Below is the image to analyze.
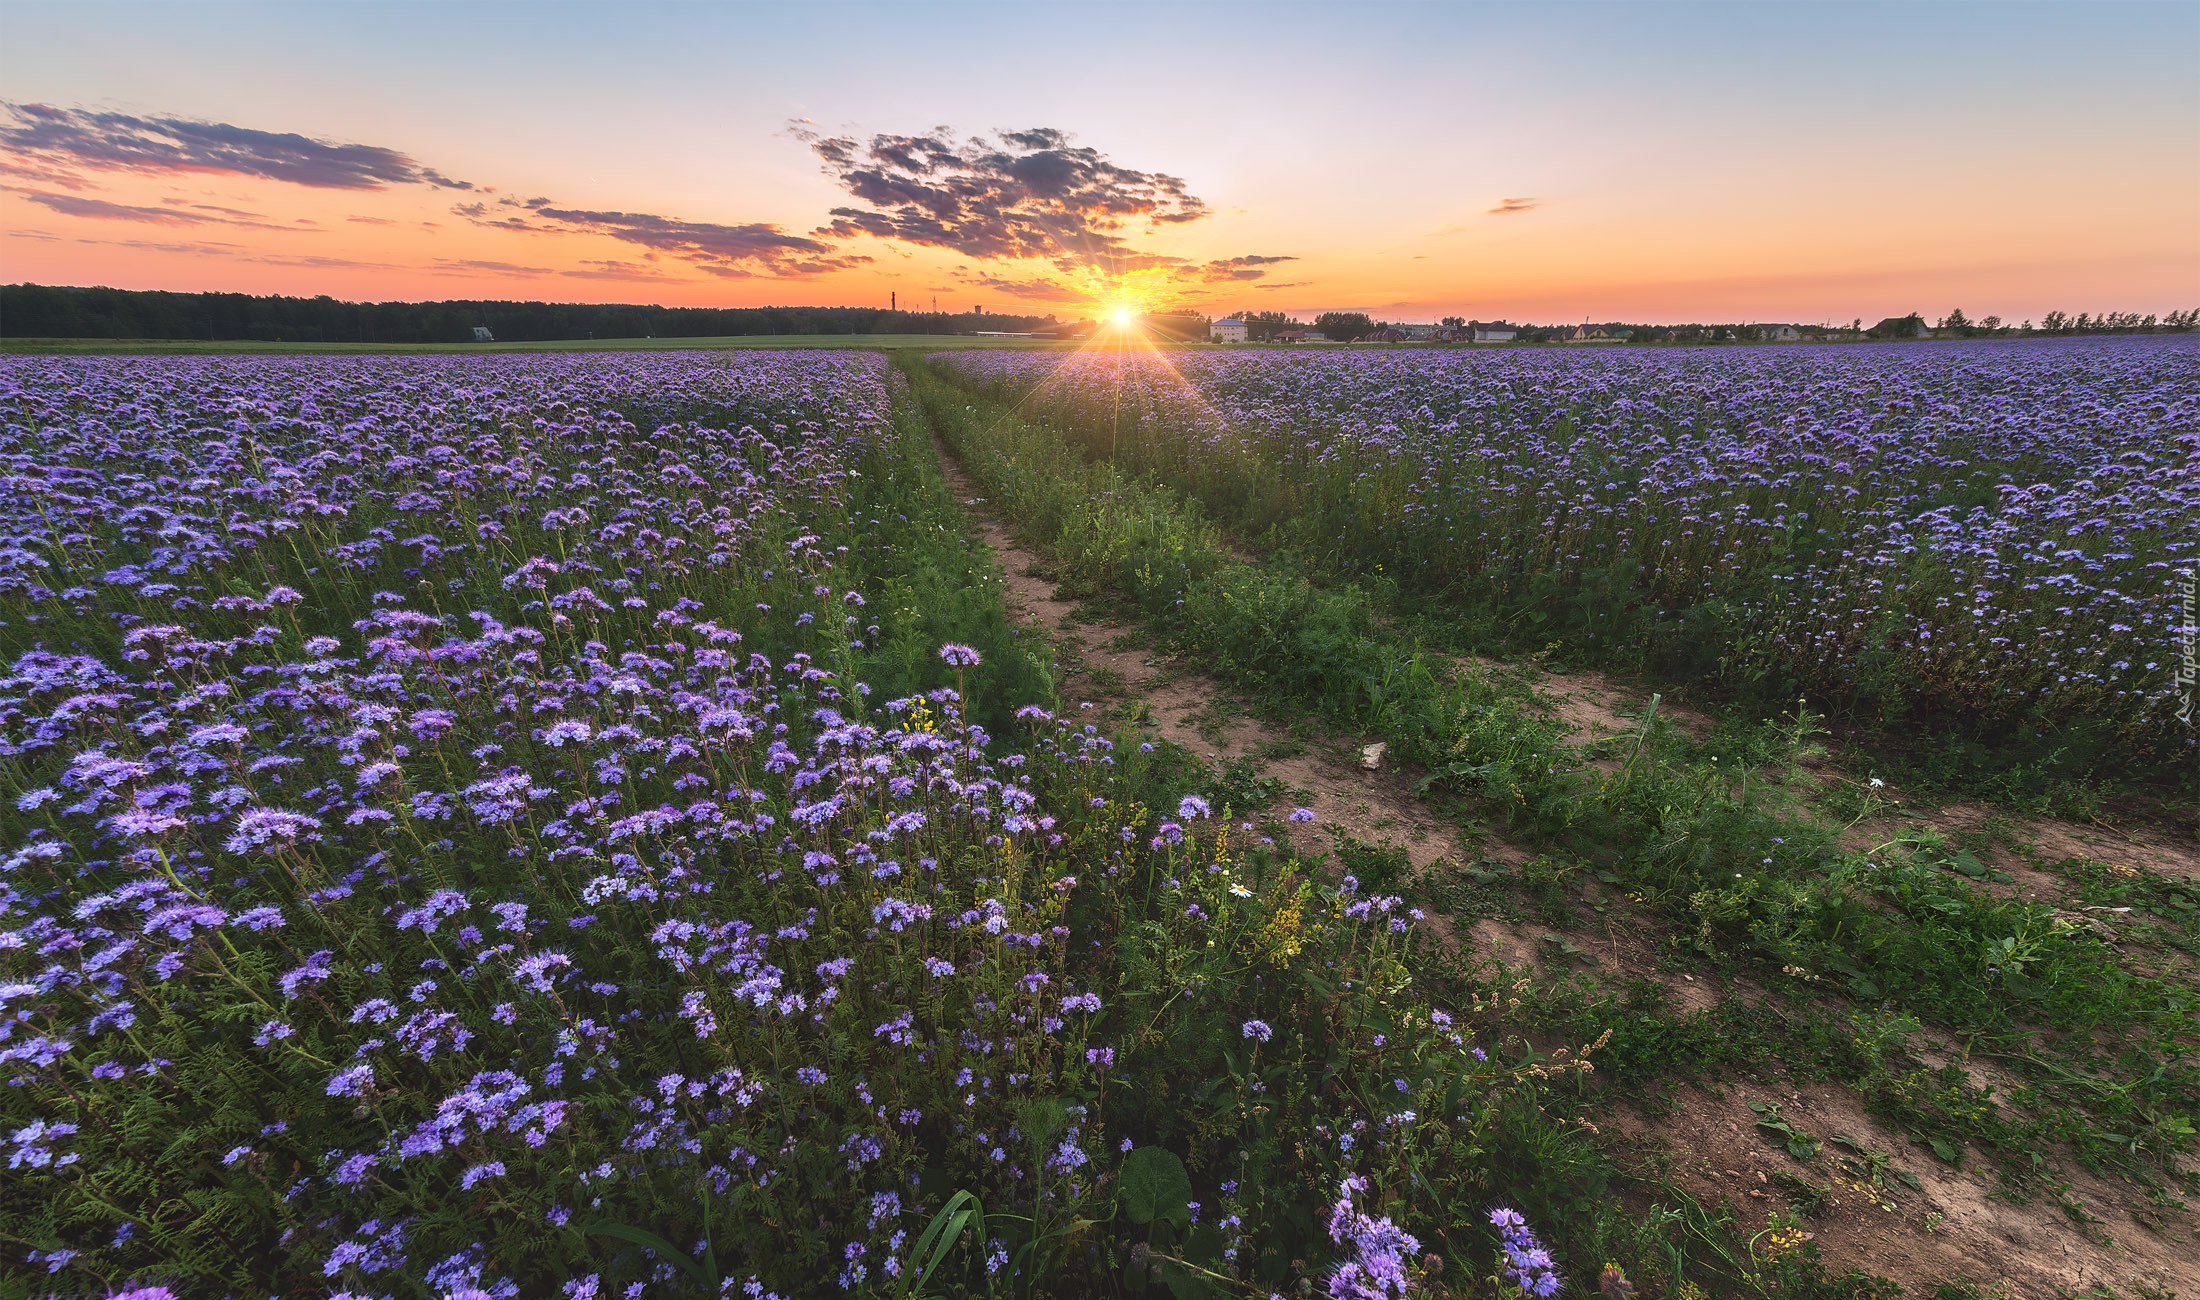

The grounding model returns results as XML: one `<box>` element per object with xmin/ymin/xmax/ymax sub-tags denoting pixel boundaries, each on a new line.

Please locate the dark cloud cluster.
<box><xmin>800</xmin><ymin>125</ymin><xmax>1229</xmax><ymax>274</ymax></box>
<box><xmin>0</xmin><ymin>103</ymin><xmax>472</xmax><ymax>190</ymax></box>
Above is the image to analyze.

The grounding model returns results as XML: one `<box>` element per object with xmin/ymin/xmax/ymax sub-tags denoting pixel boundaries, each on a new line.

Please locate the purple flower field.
<box><xmin>937</xmin><ymin>338</ymin><xmax>2200</xmax><ymax>758</ymax></box>
<box><xmin>0</xmin><ymin>353</ymin><xmax>1555</xmax><ymax>1297</ymax></box>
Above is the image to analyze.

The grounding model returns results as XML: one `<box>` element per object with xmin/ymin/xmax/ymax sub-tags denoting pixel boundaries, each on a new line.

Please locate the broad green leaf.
<box><xmin>1120</xmin><ymin>1146</ymin><xmax>1192</xmax><ymax>1227</ymax></box>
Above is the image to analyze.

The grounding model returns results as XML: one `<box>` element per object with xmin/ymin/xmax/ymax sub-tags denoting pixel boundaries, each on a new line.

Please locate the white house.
<box><xmin>1472</xmin><ymin>323</ymin><xmax>1518</xmax><ymax>342</ymax></box>
<box><xmin>1760</xmin><ymin>324</ymin><xmax>1800</xmax><ymax>341</ymax></box>
<box><xmin>1210</xmin><ymin>318</ymin><xmax>1249</xmax><ymax>343</ymax></box>
<box><xmin>471</xmin><ymin>326</ymin><xmax>495</xmax><ymax>343</ymax></box>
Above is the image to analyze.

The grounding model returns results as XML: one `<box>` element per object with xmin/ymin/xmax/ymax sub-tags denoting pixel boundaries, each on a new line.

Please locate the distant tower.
<box><xmin>891</xmin><ymin>291</ymin><xmax>896</xmax><ymax>312</ymax></box>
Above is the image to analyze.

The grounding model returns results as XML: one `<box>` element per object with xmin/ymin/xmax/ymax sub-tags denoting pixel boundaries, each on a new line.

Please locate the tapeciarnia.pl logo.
<box><xmin>2178</xmin><ymin>570</ymin><xmax>2196</xmax><ymax>727</ymax></box>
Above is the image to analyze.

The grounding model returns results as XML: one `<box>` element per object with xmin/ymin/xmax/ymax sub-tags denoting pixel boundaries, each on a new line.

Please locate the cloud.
<box><xmin>248</xmin><ymin>252</ymin><xmax>393</xmax><ymax>270</ymax></box>
<box><xmin>12</xmin><ymin>190</ymin><xmax>307</xmax><ymax>230</ymax></box>
<box><xmin>435</xmin><ymin>258</ymin><xmax>550</xmax><ymax>276</ymax></box>
<box><xmin>1488</xmin><ymin>197</ymin><xmax>1540</xmax><ymax>215</ymax></box>
<box><xmin>1195</xmin><ymin>254</ymin><xmax>1297</xmax><ymax>282</ymax></box>
<box><xmin>799</xmin><ymin>124</ymin><xmax>1215</xmax><ymax>274</ymax></box>
<box><xmin>563</xmin><ymin>259</ymin><xmax>676</xmax><ymax>282</ymax></box>
<box><xmin>70</xmin><ymin>235</ymin><xmax>245</xmax><ymax>255</ymax></box>
<box><xmin>963</xmin><ymin>273</ymin><xmax>1079</xmax><ymax>302</ymax></box>
<box><xmin>428</xmin><ymin>257</ymin><xmax>670</xmax><ymax>283</ymax></box>
<box><xmin>456</xmin><ymin>196</ymin><xmax>868</xmax><ymax>277</ymax></box>
<box><xmin>161</xmin><ymin>198</ymin><xmax>269</xmax><ymax>221</ymax></box>
<box><xmin>0</xmin><ymin>102</ymin><xmax>473</xmax><ymax>190</ymax></box>
<box><xmin>346</xmin><ymin>215</ymin><xmax>396</xmax><ymax>226</ymax></box>
<box><xmin>0</xmin><ymin>157</ymin><xmax>96</xmax><ymax>190</ymax></box>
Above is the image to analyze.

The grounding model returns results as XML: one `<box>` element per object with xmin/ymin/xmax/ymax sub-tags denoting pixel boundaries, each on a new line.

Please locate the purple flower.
<box><xmin>222</xmin><ymin>807</ymin><xmax>323</xmax><ymax>853</ymax></box>
<box><xmin>279</xmin><ymin>950</ymin><xmax>335</xmax><ymax>999</ymax></box>
<box><xmin>1326</xmin><ymin>1177</ymin><xmax>1419</xmax><ymax>1298</ymax></box>
<box><xmin>459</xmin><ymin>1160</ymin><xmax>506</xmax><ymax>1190</ymax></box>
<box><xmin>7</xmin><ymin>1119</ymin><xmax>81</xmax><ymax>1170</ymax></box>
<box><xmin>327</xmin><ymin>1063</ymin><xmax>375</xmax><ymax>1098</ymax></box>
<box><xmin>1242</xmin><ymin>1019</ymin><xmax>1273</xmax><ymax>1042</ymax></box>
<box><xmin>1491</xmin><ymin>1207</ymin><xmax>1562</xmax><ymax>1297</ymax></box>
<box><xmin>937</xmin><ymin>643</ymin><xmax>983</xmax><ymax>667</ymax></box>
<box><xmin>514</xmin><ymin>951</ymin><xmax>572</xmax><ymax>993</ymax></box>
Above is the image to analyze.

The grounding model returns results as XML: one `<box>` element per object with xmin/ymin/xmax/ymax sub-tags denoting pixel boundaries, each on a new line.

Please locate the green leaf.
<box><xmin>1121</xmin><ymin>1146</ymin><xmax>1192</xmax><ymax>1228</ymax></box>
<box><xmin>1928</xmin><ymin>1136</ymin><xmax>1961</xmax><ymax>1162</ymax></box>
<box><xmin>899</xmin><ymin>1191</ymin><xmax>981</xmax><ymax>1299</ymax></box>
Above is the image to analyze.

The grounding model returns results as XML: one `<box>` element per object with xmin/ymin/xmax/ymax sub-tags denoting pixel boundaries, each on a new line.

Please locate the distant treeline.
<box><xmin>0</xmin><ymin>283</ymin><xmax>1059</xmax><ymax>343</ymax></box>
<box><xmin>1240</xmin><ymin>307</ymin><xmax>2200</xmax><ymax>344</ymax></box>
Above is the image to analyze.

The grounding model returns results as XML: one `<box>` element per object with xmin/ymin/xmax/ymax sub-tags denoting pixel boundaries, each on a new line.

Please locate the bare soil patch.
<box><xmin>1617</xmin><ymin>1081</ymin><xmax>2197</xmax><ymax>1298</ymax></box>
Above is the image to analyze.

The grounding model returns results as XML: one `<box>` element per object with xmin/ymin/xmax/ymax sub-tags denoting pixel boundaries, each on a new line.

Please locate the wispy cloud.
<box><xmin>961</xmin><ymin>273</ymin><xmax>1079</xmax><ymax>302</ymax></box>
<box><xmin>0</xmin><ymin>103</ymin><xmax>473</xmax><ymax>191</ymax></box>
<box><xmin>0</xmin><ymin>157</ymin><xmax>96</xmax><ymax>190</ymax></box>
<box><xmin>434</xmin><ymin>258</ymin><xmax>550</xmax><ymax>276</ymax></box>
<box><xmin>1196</xmin><ymin>254</ymin><xmax>1297</xmax><ymax>282</ymax></box>
<box><xmin>1488</xmin><ymin>196</ymin><xmax>1541</xmax><ymax>215</ymax></box>
<box><xmin>456</xmin><ymin>196</ymin><xmax>868</xmax><ymax>278</ymax></box>
<box><xmin>563</xmin><ymin>259</ymin><xmax>676</xmax><ymax>282</ymax></box>
<box><xmin>69</xmin><ymin>234</ymin><xmax>245</xmax><ymax>256</ymax></box>
<box><xmin>14</xmin><ymin>190</ymin><xmax>308</xmax><ymax>230</ymax></box>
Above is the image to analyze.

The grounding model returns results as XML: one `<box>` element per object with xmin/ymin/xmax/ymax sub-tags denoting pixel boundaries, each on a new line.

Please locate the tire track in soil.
<box><xmin>928</xmin><ymin>436</ymin><xmax>1480</xmax><ymax>891</ymax></box>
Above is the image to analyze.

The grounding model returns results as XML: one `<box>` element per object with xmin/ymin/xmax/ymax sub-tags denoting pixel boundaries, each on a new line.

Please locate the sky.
<box><xmin>0</xmin><ymin>0</ymin><xmax>2195</xmax><ymax>325</ymax></box>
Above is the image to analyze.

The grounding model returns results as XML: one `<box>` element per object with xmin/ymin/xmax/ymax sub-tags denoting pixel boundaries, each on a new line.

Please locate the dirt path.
<box><xmin>933</xmin><ymin>438</ymin><xmax>1471</xmax><ymax>875</ymax></box>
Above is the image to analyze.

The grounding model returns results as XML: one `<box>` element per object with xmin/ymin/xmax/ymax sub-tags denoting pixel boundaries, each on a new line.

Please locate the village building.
<box><xmin>1210</xmin><ymin>318</ymin><xmax>1249</xmax><ymax>342</ymax></box>
<box><xmin>1471</xmin><ymin>322</ymin><xmax>1518</xmax><ymax>342</ymax></box>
